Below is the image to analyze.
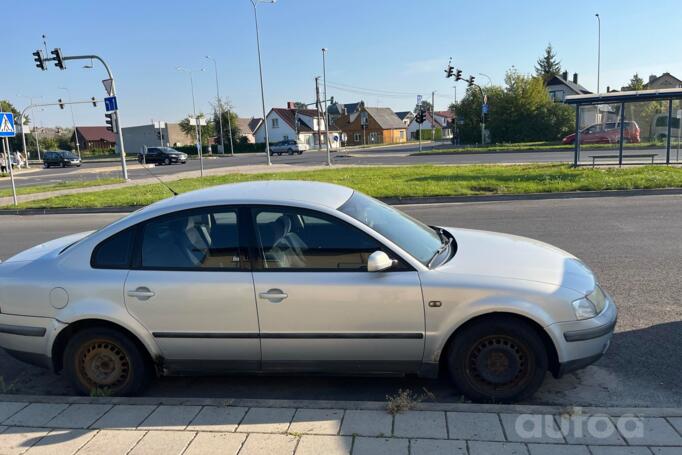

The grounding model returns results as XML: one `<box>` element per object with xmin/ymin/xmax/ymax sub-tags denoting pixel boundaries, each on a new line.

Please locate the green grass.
<box><xmin>0</xmin><ymin>177</ymin><xmax>123</xmax><ymax>198</ymax></box>
<box><xmin>414</xmin><ymin>141</ymin><xmax>668</xmax><ymax>155</ymax></box>
<box><xmin>7</xmin><ymin>164</ymin><xmax>682</xmax><ymax>209</ymax></box>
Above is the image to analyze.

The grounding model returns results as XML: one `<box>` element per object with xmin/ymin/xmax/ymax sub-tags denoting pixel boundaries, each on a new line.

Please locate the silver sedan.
<box><xmin>0</xmin><ymin>181</ymin><xmax>616</xmax><ymax>402</ymax></box>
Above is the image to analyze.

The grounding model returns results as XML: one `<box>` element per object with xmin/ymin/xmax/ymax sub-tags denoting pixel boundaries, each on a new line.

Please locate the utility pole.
<box><xmin>321</xmin><ymin>48</ymin><xmax>331</xmax><ymax>166</ymax></box>
<box><xmin>595</xmin><ymin>13</ymin><xmax>601</xmax><ymax>94</ymax></box>
<box><xmin>177</xmin><ymin>67</ymin><xmax>205</xmax><ymax>176</ymax></box>
<box><xmin>431</xmin><ymin>91</ymin><xmax>436</xmax><ymax>148</ymax></box>
<box><xmin>59</xmin><ymin>87</ymin><xmax>81</xmax><ymax>160</ymax></box>
<box><xmin>206</xmin><ymin>55</ymin><xmax>234</xmax><ymax>156</ymax></box>
<box><xmin>315</xmin><ymin>77</ymin><xmax>323</xmax><ymax>153</ymax></box>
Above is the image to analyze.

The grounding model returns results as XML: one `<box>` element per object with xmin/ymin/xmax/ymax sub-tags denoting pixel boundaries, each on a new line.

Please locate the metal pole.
<box><xmin>62</xmin><ymin>54</ymin><xmax>129</xmax><ymax>180</ymax></box>
<box><xmin>574</xmin><ymin>106</ymin><xmax>581</xmax><ymax>167</ymax></box>
<box><xmin>3</xmin><ymin>138</ymin><xmax>17</xmax><ymax>206</ymax></box>
<box><xmin>34</xmin><ymin>124</ymin><xmax>41</xmax><ymax>161</ymax></box>
<box><xmin>595</xmin><ymin>13</ymin><xmax>601</xmax><ymax>93</ymax></box>
<box><xmin>618</xmin><ymin>102</ymin><xmax>625</xmax><ymax>167</ymax></box>
<box><xmin>315</xmin><ymin>77</ymin><xmax>323</xmax><ymax>153</ymax></box>
<box><xmin>187</xmin><ymin>72</ymin><xmax>204</xmax><ymax>177</ymax></box>
<box><xmin>666</xmin><ymin>99</ymin><xmax>673</xmax><ymax>165</ymax></box>
<box><xmin>207</xmin><ymin>56</ymin><xmax>227</xmax><ymax>155</ymax></box>
<box><xmin>431</xmin><ymin>91</ymin><xmax>436</xmax><ymax>148</ymax></box>
<box><xmin>418</xmin><ymin>120</ymin><xmax>422</xmax><ymax>152</ymax></box>
<box><xmin>252</xmin><ymin>0</ymin><xmax>272</xmax><ymax>165</ymax></box>
<box><xmin>60</xmin><ymin>87</ymin><xmax>81</xmax><ymax>160</ymax></box>
<box><xmin>322</xmin><ymin>48</ymin><xmax>331</xmax><ymax>166</ymax></box>
<box><xmin>20</xmin><ymin>115</ymin><xmax>28</xmax><ymax>166</ymax></box>
<box><xmin>677</xmin><ymin>110</ymin><xmax>681</xmax><ymax>162</ymax></box>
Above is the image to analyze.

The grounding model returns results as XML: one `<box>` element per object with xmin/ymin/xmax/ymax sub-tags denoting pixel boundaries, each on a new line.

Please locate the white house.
<box><xmin>406</xmin><ymin>110</ymin><xmax>453</xmax><ymax>140</ymax></box>
<box><xmin>254</xmin><ymin>104</ymin><xmax>341</xmax><ymax>150</ymax></box>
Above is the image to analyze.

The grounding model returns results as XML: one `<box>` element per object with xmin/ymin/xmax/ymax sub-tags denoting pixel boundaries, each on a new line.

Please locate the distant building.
<box><xmin>407</xmin><ymin>110</ymin><xmax>454</xmax><ymax>140</ymax></box>
<box><xmin>395</xmin><ymin>111</ymin><xmax>415</xmax><ymax>127</ymax></box>
<box><xmin>545</xmin><ymin>71</ymin><xmax>591</xmax><ymax>102</ymax></box>
<box><xmin>327</xmin><ymin>101</ymin><xmax>362</xmax><ymax>128</ymax></box>
<box><xmin>644</xmin><ymin>72</ymin><xmax>682</xmax><ymax>90</ymax></box>
<box><xmin>74</xmin><ymin>126</ymin><xmax>117</xmax><ymax>150</ymax></box>
<box><xmin>334</xmin><ymin>103</ymin><xmax>407</xmax><ymax>146</ymax></box>
<box><xmin>121</xmin><ymin>123</ymin><xmax>193</xmax><ymax>154</ymax></box>
<box><xmin>254</xmin><ymin>103</ymin><xmax>341</xmax><ymax>149</ymax></box>
<box><xmin>236</xmin><ymin>117</ymin><xmax>263</xmax><ymax>144</ymax></box>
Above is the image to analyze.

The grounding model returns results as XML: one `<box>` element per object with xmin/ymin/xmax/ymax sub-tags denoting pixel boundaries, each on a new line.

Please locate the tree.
<box><xmin>623</xmin><ymin>73</ymin><xmax>645</xmax><ymax>91</ymax></box>
<box><xmin>210</xmin><ymin>98</ymin><xmax>241</xmax><ymax>152</ymax></box>
<box><xmin>454</xmin><ymin>68</ymin><xmax>573</xmax><ymax>144</ymax></box>
<box><xmin>0</xmin><ymin>100</ymin><xmax>27</xmax><ymax>151</ymax></box>
<box><xmin>293</xmin><ymin>101</ymin><xmax>308</xmax><ymax>110</ymax></box>
<box><xmin>414</xmin><ymin>100</ymin><xmax>433</xmax><ymax>113</ymax></box>
<box><xmin>535</xmin><ymin>43</ymin><xmax>562</xmax><ymax>81</ymax></box>
<box><xmin>179</xmin><ymin>113</ymin><xmax>215</xmax><ymax>146</ymax></box>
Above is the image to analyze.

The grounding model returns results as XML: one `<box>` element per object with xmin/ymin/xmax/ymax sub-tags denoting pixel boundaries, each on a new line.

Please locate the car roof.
<box><xmin>147</xmin><ymin>180</ymin><xmax>355</xmax><ymax>212</ymax></box>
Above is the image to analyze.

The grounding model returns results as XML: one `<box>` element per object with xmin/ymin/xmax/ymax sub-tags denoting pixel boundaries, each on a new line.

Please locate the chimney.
<box><xmin>606</xmin><ymin>86</ymin><xmax>611</xmax><ymax>93</ymax></box>
<box><xmin>572</xmin><ymin>73</ymin><xmax>578</xmax><ymax>84</ymax></box>
<box><xmin>649</xmin><ymin>74</ymin><xmax>657</xmax><ymax>84</ymax></box>
<box><xmin>287</xmin><ymin>101</ymin><xmax>296</xmax><ymax>109</ymax></box>
<box><xmin>561</xmin><ymin>70</ymin><xmax>569</xmax><ymax>80</ymax></box>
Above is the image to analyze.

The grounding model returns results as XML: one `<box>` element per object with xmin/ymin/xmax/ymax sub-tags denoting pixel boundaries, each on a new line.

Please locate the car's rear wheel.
<box><xmin>64</xmin><ymin>327</ymin><xmax>152</xmax><ymax>396</ymax></box>
<box><xmin>446</xmin><ymin>317</ymin><xmax>547</xmax><ymax>403</ymax></box>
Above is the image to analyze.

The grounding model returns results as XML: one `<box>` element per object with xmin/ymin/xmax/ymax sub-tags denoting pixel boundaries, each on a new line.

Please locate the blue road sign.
<box><xmin>482</xmin><ymin>103</ymin><xmax>489</xmax><ymax>114</ymax></box>
<box><xmin>104</xmin><ymin>96</ymin><xmax>118</xmax><ymax>112</ymax></box>
<box><xmin>0</xmin><ymin>112</ymin><xmax>16</xmax><ymax>137</ymax></box>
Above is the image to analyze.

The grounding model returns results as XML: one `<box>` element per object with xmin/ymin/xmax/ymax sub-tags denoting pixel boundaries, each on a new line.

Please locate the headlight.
<box><xmin>572</xmin><ymin>298</ymin><xmax>597</xmax><ymax>320</ymax></box>
<box><xmin>587</xmin><ymin>285</ymin><xmax>608</xmax><ymax>313</ymax></box>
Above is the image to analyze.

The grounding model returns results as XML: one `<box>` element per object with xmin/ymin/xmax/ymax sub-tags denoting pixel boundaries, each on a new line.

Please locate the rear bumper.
<box><xmin>0</xmin><ymin>314</ymin><xmax>65</xmax><ymax>370</ymax></box>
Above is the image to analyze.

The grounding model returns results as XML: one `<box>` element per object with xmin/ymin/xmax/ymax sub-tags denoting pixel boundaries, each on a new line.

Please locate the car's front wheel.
<box><xmin>63</xmin><ymin>327</ymin><xmax>152</xmax><ymax>396</ymax></box>
<box><xmin>446</xmin><ymin>317</ymin><xmax>547</xmax><ymax>403</ymax></box>
<box><xmin>164</xmin><ymin>158</ymin><xmax>171</xmax><ymax>165</ymax></box>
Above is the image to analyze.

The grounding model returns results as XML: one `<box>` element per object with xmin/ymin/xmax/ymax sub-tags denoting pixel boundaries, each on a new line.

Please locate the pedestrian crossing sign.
<box><xmin>0</xmin><ymin>112</ymin><xmax>16</xmax><ymax>137</ymax></box>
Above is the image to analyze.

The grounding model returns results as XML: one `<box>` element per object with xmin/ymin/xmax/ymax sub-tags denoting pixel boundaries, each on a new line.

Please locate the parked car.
<box><xmin>137</xmin><ymin>147</ymin><xmax>187</xmax><ymax>165</ymax></box>
<box><xmin>269</xmin><ymin>139</ymin><xmax>309</xmax><ymax>156</ymax></box>
<box><xmin>43</xmin><ymin>151</ymin><xmax>81</xmax><ymax>168</ymax></box>
<box><xmin>562</xmin><ymin>121</ymin><xmax>640</xmax><ymax>144</ymax></box>
<box><xmin>650</xmin><ymin>113</ymin><xmax>681</xmax><ymax>141</ymax></box>
<box><xmin>0</xmin><ymin>181</ymin><xmax>616</xmax><ymax>402</ymax></box>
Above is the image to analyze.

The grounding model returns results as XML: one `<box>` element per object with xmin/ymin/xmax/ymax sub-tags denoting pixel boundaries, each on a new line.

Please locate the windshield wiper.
<box><xmin>428</xmin><ymin>228</ymin><xmax>452</xmax><ymax>268</ymax></box>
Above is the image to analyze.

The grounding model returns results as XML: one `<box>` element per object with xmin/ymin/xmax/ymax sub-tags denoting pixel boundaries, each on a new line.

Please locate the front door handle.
<box><xmin>127</xmin><ymin>286</ymin><xmax>156</xmax><ymax>301</ymax></box>
<box><xmin>258</xmin><ymin>288</ymin><xmax>288</xmax><ymax>303</ymax></box>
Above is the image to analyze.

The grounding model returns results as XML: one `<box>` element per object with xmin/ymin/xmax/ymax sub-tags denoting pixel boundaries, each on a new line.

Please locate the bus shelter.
<box><xmin>565</xmin><ymin>88</ymin><xmax>682</xmax><ymax>167</ymax></box>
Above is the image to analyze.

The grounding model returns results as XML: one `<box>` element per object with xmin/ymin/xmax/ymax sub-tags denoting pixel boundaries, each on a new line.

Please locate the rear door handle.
<box><xmin>258</xmin><ymin>289</ymin><xmax>288</xmax><ymax>303</ymax></box>
<box><xmin>127</xmin><ymin>287</ymin><xmax>156</xmax><ymax>301</ymax></box>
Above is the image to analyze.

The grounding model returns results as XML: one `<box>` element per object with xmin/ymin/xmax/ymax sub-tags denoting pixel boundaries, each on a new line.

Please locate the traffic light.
<box><xmin>58</xmin><ymin>98</ymin><xmax>65</xmax><ymax>110</ymax></box>
<box><xmin>51</xmin><ymin>48</ymin><xmax>66</xmax><ymax>70</ymax></box>
<box><xmin>32</xmin><ymin>50</ymin><xmax>46</xmax><ymax>71</ymax></box>
<box><xmin>467</xmin><ymin>75</ymin><xmax>476</xmax><ymax>87</ymax></box>
<box><xmin>91</xmin><ymin>97</ymin><xmax>97</xmax><ymax>107</ymax></box>
<box><xmin>455</xmin><ymin>69</ymin><xmax>463</xmax><ymax>81</ymax></box>
<box><xmin>105</xmin><ymin>112</ymin><xmax>117</xmax><ymax>132</ymax></box>
<box><xmin>415</xmin><ymin>110</ymin><xmax>426</xmax><ymax>124</ymax></box>
<box><xmin>445</xmin><ymin>65</ymin><xmax>454</xmax><ymax>78</ymax></box>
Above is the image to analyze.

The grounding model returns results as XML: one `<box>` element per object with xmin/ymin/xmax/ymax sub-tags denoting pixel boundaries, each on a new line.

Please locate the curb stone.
<box><xmin>1</xmin><ymin>394</ymin><xmax>681</xmax><ymax>418</ymax></box>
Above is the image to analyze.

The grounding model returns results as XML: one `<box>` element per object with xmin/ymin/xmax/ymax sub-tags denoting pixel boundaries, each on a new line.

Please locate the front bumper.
<box><xmin>0</xmin><ymin>313</ymin><xmax>66</xmax><ymax>370</ymax></box>
<box><xmin>547</xmin><ymin>295</ymin><xmax>618</xmax><ymax>377</ymax></box>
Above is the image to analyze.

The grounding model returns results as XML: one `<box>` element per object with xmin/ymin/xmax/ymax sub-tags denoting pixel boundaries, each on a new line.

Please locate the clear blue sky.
<box><xmin>5</xmin><ymin>0</ymin><xmax>682</xmax><ymax>128</ymax></box>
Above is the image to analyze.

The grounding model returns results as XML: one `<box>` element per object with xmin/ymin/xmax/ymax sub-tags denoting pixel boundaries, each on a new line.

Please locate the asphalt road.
<box><xmin>2</xmin><ymin>145</ymin><xmax>677</xmax><ymax>190</ymax></box>
<box><xmin>1</xmin><ymin>195</ymin><xmax>681</xmax><ymax>407</ymax></box>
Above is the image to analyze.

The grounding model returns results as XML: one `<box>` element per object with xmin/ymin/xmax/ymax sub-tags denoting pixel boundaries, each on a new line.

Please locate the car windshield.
<box><xmin>338</xmin><ymin>191</ymin><xmax>443</xmax><ymax>265</ymax></box>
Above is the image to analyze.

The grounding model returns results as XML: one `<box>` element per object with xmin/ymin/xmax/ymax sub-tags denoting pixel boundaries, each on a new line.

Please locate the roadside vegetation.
<box><xmin>6</xmin><ymin>164</ymin><xmax>682</xmax><ymax>209</ymax></box>
<box><xmin>0</xmin><ymin>177</ymin><xmax>122</xmax><ymax>198</ymax></box>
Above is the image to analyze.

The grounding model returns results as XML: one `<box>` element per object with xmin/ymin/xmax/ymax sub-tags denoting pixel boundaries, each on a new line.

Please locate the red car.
<box><xmin>562</xmin><ymin>121</ymin><xmax>640</xmax><ymax>144</ymax></box>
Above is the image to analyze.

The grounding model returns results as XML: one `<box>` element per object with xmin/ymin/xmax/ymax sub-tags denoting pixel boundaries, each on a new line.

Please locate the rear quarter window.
<box><xmin>91</xmin><ymin>227</ymin><xmax>135</xmax><ymax>269</ymax></box>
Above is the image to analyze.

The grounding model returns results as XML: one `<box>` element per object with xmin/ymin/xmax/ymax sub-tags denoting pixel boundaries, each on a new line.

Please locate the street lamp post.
<box><xmin>59</xmin><ymin>87</ymin><xmax>81</xmax><ymax>160</ymax></box>
<box><xmin>321</xmin><ymin>48</ymin><xmax>331</xmax><ymax>166</ymax></box>
<box><xmin>595</xmin><ymin>13</ymin><xmax>601</xmax><ymax>93</ymax></box>
<box><xmin>177</xmin><ymin>66</ymin><xmax>205</xmax><ymax>176</ymax></box>
<box><xmin>478</xmin><ymin>73</ymin><xmax>493</xmax><ymax>87</ymax></box>
<box><xmin>205</xmin><ymin>56</ymin><xmax>234</xmax><ymax>156</ymax></box>
<box><xmin>250</xmin><ymin>0</ymin><xmax>276</xmax><ymax>165</ymax></box>
<box><xmin>17</xmin><ymin>94</ymin><xmax>44</xmax><ymax>165</ymax></box>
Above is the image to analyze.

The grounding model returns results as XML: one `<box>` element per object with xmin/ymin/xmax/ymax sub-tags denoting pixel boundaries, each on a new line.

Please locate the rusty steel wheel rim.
<box><xmin>76</xmin><ymin>339</ymin><xmax>131</xmax><ymax>390</ymax></box>
<box><xmin>466</xmin><ymin>334</ymin><xmax>533</xmax><ymax>393</ymax></box>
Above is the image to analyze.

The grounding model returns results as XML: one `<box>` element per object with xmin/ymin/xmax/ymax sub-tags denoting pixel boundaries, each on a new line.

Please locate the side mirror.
<box><xmin>367</xmin><ymin>251</ymin><xmax>394</xmax><ymax>272</ymax></box>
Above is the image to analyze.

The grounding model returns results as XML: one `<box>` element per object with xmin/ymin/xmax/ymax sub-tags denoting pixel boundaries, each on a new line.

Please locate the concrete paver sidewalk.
<box><xmin>1</xmin><ymin>397</ymin><xmax>681</xmax><ymax>454</ymax></box>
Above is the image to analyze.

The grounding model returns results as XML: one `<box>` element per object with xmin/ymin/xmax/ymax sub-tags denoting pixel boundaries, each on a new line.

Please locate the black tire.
<box><xmin>287</xmin><ymin>148</ymin><xmax>294</xmax><ymax>155</ymax></box>
<box><xmin>63</xmin><ymin>327</ymin><xmax>152</xmax><ymax>397</ymax></box>
<box><xmin>297</xmin><ymin>151</ymin><xmax>303</xmax><ymax>155</ymax></box>
<box><xmin>164</xmin><ymin>158</ymin><xmax>171</xmax><ymax>165</ymax></box>
<box><xmin>277</xmin><ymin>152</ymin><xmax>282</xmax><ymax>156</ymax></box>
<box><xmin>446</xmin><ymin>317</ymin><xmax>547</xmax><ymax>403</ymax></box>
<box><xmin>61</xmin><ymin>162</ymin><xmax>66</xmax><ymax>168</ymax></box>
